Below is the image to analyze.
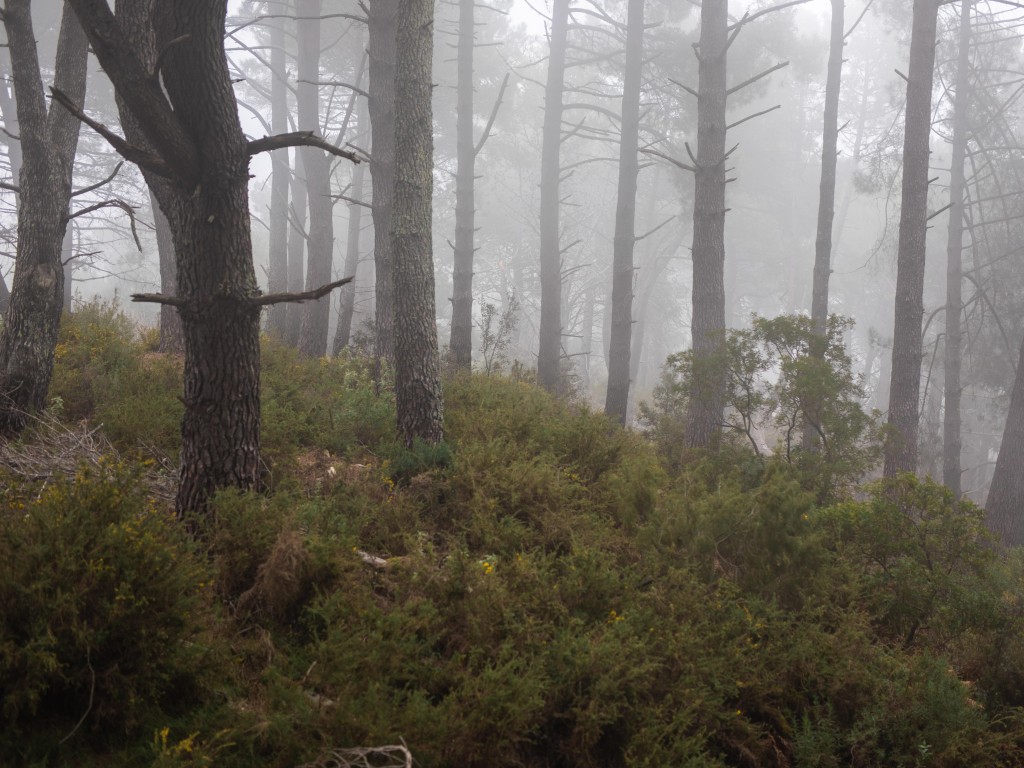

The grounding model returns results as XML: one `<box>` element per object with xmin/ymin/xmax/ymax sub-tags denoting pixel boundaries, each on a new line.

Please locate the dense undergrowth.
<box><xmin>3</xmin><ymin>301</ymin><xmax>1024</xmax><ymax>766</ymax></box>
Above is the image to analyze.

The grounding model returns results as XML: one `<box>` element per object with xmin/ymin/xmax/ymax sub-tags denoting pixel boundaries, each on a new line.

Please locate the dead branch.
<box><xmin>67</xmin><ymin>199</ymin><xmax>142</xmax><ymax>250</ymax></box>
<box><xmin>71</xmin><ymin>161</ymin><xmax>123</xmax><ymax>197</ymax></box>
<box><xmin>640</xmin><ymin>147</ymin><xmax>696</xmax><ymax>173</ymax></box>
<box><xmin>298</xmin><ymin>743</ymin><xmax>413</xmax><ymax>768</ymax></box>
<box><xmin>475</xmin><ymin>72</ymin><xmax>511</xmax><ymax>155</ymax></box>
<box><xmin>247</xmin><ymin>131</ymin><xmax>359</xmax><ymax>163</ymax></box>
<box><xmin>248</xmin><ymin>276</ymin><xmax>354</xmax><ymax>307</ymax></box>
<box><xmin>727</xmin><ymin>104</ymin><xmax>781</xmax><ymax>131</ymax></box>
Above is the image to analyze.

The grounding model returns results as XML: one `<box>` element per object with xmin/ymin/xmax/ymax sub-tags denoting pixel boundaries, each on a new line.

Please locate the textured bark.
<box><xmin>684</xmin><ymin>0</ymin><xmax>729</xmax><ymax>451</ymax></box>
<box><xmin>986</xmin><ymin>335</ymin><xmax>1024</xmax><ymax>546</ymax></box>
<box><xmin>884</xmin><ymin>0</ymin><xmax>940</xmax><ymax>477</ymax></box>
<box><xmin>448</xmin><ymin>0</ymin><xmax>477</xmax><ymax>371</ymax></box>
<box><xmin>152</xmin><ymin>191</ymin><xmax>183</xmax><ymax>353</ymax></box>
<box><xmin>266</xmin><ymin>14</ymin><xmax>290</xmax><ymax>339</ymax></box>
<box><xmin>393</xmin><ymin>0</ymin><xmax>444</xmax><ymax>446</ymax></box>
<box><xmin>296</xmin><ymin>0</ymin><xmax>335</xmax><ymax>358</ymax></box>
<box><xmin>285</xmin><ymin>171</ymin><xmax>307</xmax><ymax>347</ymax></box>
<box><xmin>0</xmin><ymin>1</ymin><xmax>88</xmax><ymax>434</ymax></box>
<box><xmin>942</xmin><ymin>0</ymin><xmax>972</xmax><ymax>496</ymax></box>
<box><xmin>367</xmin><ymin>0</ymin><xmax>398</xmax><ymax>365</ymax></box>
<box><xmin>81</xmin><ymin>0</ymin><xmax>262</xmax><ymax>515</ymax></box>
<box><xmin>333</xmin><ymin>144</ymin><xmax>366</xmax><ymax>354</ymax></box>
<box><xmin>604</xmin><ymin>0</ymin><xmax>644</xmax><ymax>424</ymax></box>
<box><xmin>537</xmin><ymin>0</ymin><xmax>570</xmax><ymax>393</ymax></box>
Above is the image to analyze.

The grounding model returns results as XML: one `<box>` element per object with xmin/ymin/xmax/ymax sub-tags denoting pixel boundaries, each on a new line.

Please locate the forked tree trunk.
<box><xmin>449</xmin><ymin>0</ymin><xmax>477</xmax><ymax>371</ymax></box>
<box><xmin>684</xmin><ymin>0</ymin><xmax>728</xmax><ymax>450</ymax></box>
<box><xmin>605</xmin><ymin>0</ymin><xmax>644</xmax><ymax>424</ymax></box>
<box><xmin>0</xmin><ymin>1</ymin><xmax>88</xmax><ymax>434</ymax></box>
<box><xmin>296</xmin><ymin>0</ymin><xmax>335</xmax><ymax>358</ymax></box>
<box><xmin>393</xmin><ymin>0</ymin><xmax>444</xmax><ymax>445</ymax></box>
<box><xmin>884</xmin><ymin>0</ymin><xmax>940</xmax><ymax>477</ymax></box>
<box><xmin>367</xmin><ymin>0</ymin><xmax>398</xmax><ymax>365</ymax></box>
<box><xmin>537</xmin><ymin>0</ymin><xmax>570</xmax><ymax>393</ymax></box>
<box><xmin>943</xmin><ymin>0</ymin><xmax>972</xmax><ymax>496</ymax></box>
<box><xmin>266</xmin><ymin>13</ymin><xmax>290</xmax><ymax>339</ymax></box>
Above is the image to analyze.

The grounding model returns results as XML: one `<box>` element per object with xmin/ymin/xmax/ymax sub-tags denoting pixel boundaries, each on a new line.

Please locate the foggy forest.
<box><xmin>8</xmin><ymin>0</ymin><xmax>1024</xmax><ymax>765</ymax></box>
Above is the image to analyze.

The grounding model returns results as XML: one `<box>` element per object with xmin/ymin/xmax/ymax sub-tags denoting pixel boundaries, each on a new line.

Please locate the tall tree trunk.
<box><xmin>393</xmin><ymin>0</ymin><xmax>443</xmax><ymax>445</ymax></box>
<box><xmin>152</xmin><ymin>190</ymin><xmax>183</xmax><ymax>353</ymax></box>
<box><xmin>604</xmin><ymin>0</ymin><xmax>644</xmax><ymax>424</ymax></box>
<box><xmin>61</xmin><ymin>226</ymin><xmax>73</xmax><ymax>313</ymax></box>
<box><xmin>449</xmin><ymin>0</ymin><xmax>477</xmax><ymax>371</ymax></box>
<box><xmin>986</xmin><ymin>336</ymin><xmax>1024</xmax><ymax>546</ymax></box>
<box><xmin>285</xmin><ymin>169</ymin><xmax>307</xmax><ymax>347</ymax></box>
<box><xmin>367</xmin><ymin>0</ymin><xmax>398</xmax><ymax>365</ymax></box>
<box><xmin>884</xmin><ymin>0</ymin><xmax>940</xmax><ymax>477</ymax></box>
<box><xmin>296</xmin><ymin>0</ymin><xmax>334</xmax><ymax>358</ymax></box>
<box><xmin>684</xmin><ymin>0</ymin><xmax>728</xmax><ymax>450</ymax></box>
<box><xmin>942</xmin><ymin>0</ymin><xmax>972</xmax><ymax>496</ymax></box>
<box><xmin>0</xmin><ymin>1</ymin><xmax>88</xmax><ymax>434</ymax></box>
<box><xmin>333</xmin><ymin>143</ymin><xmax>366</xmax><ymax>354</ymax></box>
<box><xmin>266</xmin><ymin>13</ymin><xmax>290</xmax><ymax>339</ymax></box>
<box><xmin>87</xmin><ymin>0</ymin><xmax>262</xmax><ymax>515</ymax></box>
<box><xmin>537</xmin><ymin>0</ymin><xmax>570</xmax><ymax>393</ymax></box>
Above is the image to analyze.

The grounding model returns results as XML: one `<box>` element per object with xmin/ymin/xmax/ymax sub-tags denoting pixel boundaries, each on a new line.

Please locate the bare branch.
<box><xmin>131</xmin><ymin>292</ymin><xmax>186</xmax><ymax>307</ymax></box>
<box><xmin>71</xmin><ymin>161</ymin><xmax>123</xmax><ymax>197</ymax></box>
<box><xmin>640</xmin><ymin>147</ymin><xmax>696</xmax><ymax>173</ymax></box>
<box><xmin>727</xmin><ymin>104</ymin><xmax>781</xmax><ymax>131</ymax></box>
<box><xmin>247</xmin><ymin>131</ymin><xmax>360</xmax><ymax>163</ymax></box>
<box><xmin>844</xmin><ymin>0</ymin><xmax>874</xmax><ymax>40</ymax></box>
<box><xmin>726</xmin><ymin>61</ymin><xmax>788</xmax><ymax>97</ymax></box>
<box><xmin>668</xmin><ymin>77</ymin><xmax>698</xmax><ymax>98</ymax></box>
<box><xmin>67</xmin><ymin>199</ymin><xmax>142</xmax><ymax>250</ymax></box>
<box><xmin>475</xmin><ymin>72</ymin><xmax>511</xmax><ymax>155</ymax></box>
<box><xmin>727</xmin><ymin>0</ymin><xmax>813</xmax><ymax>32</ymax></box>
<box><xmin>248</xmin><ymin>276</ymin><xmax>354</xmax><ymax>307</ymax></box>
<box><xmin>0</xmin><ymin>180</ymin><xmax>19</xmax><ymax>194</ymax></box>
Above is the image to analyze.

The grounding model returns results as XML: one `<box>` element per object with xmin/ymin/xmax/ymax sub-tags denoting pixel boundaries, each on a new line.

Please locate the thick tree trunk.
<box><xmin>684</xmin><ymin>0</ymin><xmax>729</xmax><ymax>451</ymax></box>
<box><xmin>986</xmin><ymin>336</ymin><xmax>1024</xmax><ymax>546</ymax></box>
<box><xmin>333</xmin><ymin>149</ymin><xmax>366</xmax><ymax>354</ymax></box>
<box><xmin>449</xmin><ymin>0</ymin><xmax>476</xmax><ymax>371</ymax></box>
<box><xmin>87</xmin><ymin>0</ymin><xmax>262</xmax><ymax>515</ymax></box>
<box><xmin>604</xmin><ymin>0</ymin><xmax>644</xmax><ymax>424</ymax></box>
<box><xmin>942</xmin><ymin>0</ymin><xmax>972</xmax><ymax>496</ymax></box>
<box><xmin>537</xmin><ymin>0</ymin><xmax>570</xmax><ymax>393</ymax></box>
<box><xmin>152</xmin><ymin>191</ymin><xmax>183</xmax><ymax>353</ymax></box>
<box><xmin>884</xmin><ymin>0</ymin><xmax>940</xmax><ymax>477</ymax></box>
<box><xmin>367</xmin><ymin>0</ymin><xmax>398</xmax><ymax>365</ymax></box>
<box><xmin>285</xmin><ymin>171</ymin><xmax>307</xmax><ymax>347</ymax></box>
<box><xmin>393</xmin><ymin>0</ymin><xmax>444</xmax><ymax>445</ymax></box>
<box><xmin>296</xmin><ymin>0</ymin><xmax>335</xmax><ymax>358</ymax></box>
<box><xmin>266</xmin><ymin>14</ymin><xmax>290</xmax><ymax>339</ymax></box>
<box><xmin>0</xmin><ymin>1</ymin><xmax>88</xmax><ymax>434</ymax></box>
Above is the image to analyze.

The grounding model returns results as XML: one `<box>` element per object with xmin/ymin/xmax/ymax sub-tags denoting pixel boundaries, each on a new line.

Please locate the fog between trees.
<box><xmin>2</xmin><ymin>0</ymin><xmax>1024</xmax><ymax>527</ymax></box>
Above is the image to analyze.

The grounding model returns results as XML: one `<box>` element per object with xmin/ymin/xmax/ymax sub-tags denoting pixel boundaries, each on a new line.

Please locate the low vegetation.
<box><xmin>3</xmin><ymin>303</ymin><xmax>1024</xmax><ymax>767</ymax></box>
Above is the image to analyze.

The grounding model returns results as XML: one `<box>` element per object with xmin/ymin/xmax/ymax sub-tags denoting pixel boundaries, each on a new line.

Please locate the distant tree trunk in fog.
<box><xmin>266</xmin><ymin>14</ymin><xmax>290</xmax><ymax>339</ymax></box>
<box><xmin>884</xmin><ymin>0</ymin><xmax>940</xmax><ymax>477</ymax></box>
<box><xmin>0</xmin><ymin>1</ymin><xmax>88</xmax><ymax>434</ymax></box>
<box><xmin>942</xmin><ymin>0</ymin><xmax>972</xmax><ymax>496</ymax></box>
<box><xmin>810</xmin><ymin>0</ymin><xmax>844</xmax><ymax>334</ymax></box>
<box><xmin>62</xmin><ymin>226</ymin><xmax>73</xmax><ymax>313</ymax></box>
<box><xmin>152</xmin><ymin>192</ymin><xmax>183</xmax><ymax>353</ymax></box>
<box><xmin>537</xmin><ymin>0</ymin><xmax>570</xmax><ymax>393</ymax></box>
<box><xmin>333</xmin><ymin>142</ymin><xmax>366</xmax><ymax>354</ymax></box>
<box><xmin>449</xmin><ymin>0</ymin><xmax>477</xmax><ymax>371</ymax></box>
<box><xmin>367</xmin><ymin>0</ymin><xmax>398</xmax><ymax>365</ymax></box>
<box><xmin>803</xmin><ymin>0</ymin><xmax>844</xmax><ymax>449</ymax></box>
<box><xmin>605</xmin><ymin>0</ymin><xmax>644</xmax><ymax>425</ymax></box>
<box><xmin>393</xmin><ymin>0</ymin><xmax>443</xmax><ymax>445</ymax></box>
<box><xmin>684</xmin><ymin>0</ymin><xmax>728</xmax><ymax>451</ymax></box>
<box><xmin>986</xmin><ymin>337</ymin><xmax>1024</xmax><ymax>546</ymax></box>
<box><xmin>296</xmin><ymin>0</ymin><xmax>334</xmax><ymax>358</ymax></box>
<box><xmin>285</xmin><ymin>171</ymin><xmax>307</xmax><ymax>347</ymax></box>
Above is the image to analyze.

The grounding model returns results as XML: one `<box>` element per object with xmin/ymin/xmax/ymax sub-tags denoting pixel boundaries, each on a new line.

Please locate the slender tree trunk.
<box><xmin>449</xmin><ymin>0</ymin><xmax>477</xmax><ymax>370</ymax></box>
<box><xmin>943</xmin><ymin>0</ymin><xmax>972</xmax><ymax>496</ymax></box>
<box><xmin>267</xmin><ymin>13</ymin><xmax>290</xmax><ymax>338</ymax></box>
<box><xmin>393</xmin><ymin>0</ymin><xmax>443</xmax><ymax>445</ymax></box>
<box><xmin>333</xmin><ymin>143</ymin><xmax>366</xmax><ymax>354</ymax></box>
<box><xmin>884</xmin><ymin>0</ymin><xmax>940</xmax><ymax>477</ymax></box>
<box><xmin>0</xmin><ymin>1</ymin><xmax>88</xmax><ymax>434</ymax></box>
<box><xmin>604</xmin><ymin>0</ymin><xmax>644</xmax><ymax>424</ymax></box>
<box><xmin>537</xmin><ymin>0</ymin><xmax>570</xmax><ymax>393</ymax></box>
<box><xmin>684</xmin><ymin>0</ymin><xmax>728</xmax><ymax>450</ymax></box>
<box><xmin>152</xmin><ymin>190</ymin><xmax>183</xmax><ymax>353</ymax></box>
<box><xmin>367</xmin><ymin>0</ymin><xmax>398</xmax><ymax>365</ymax></box>
<box><xmin>285</xmin><ymin>170</ymin><xmax>307</xmax><ymax>347</ymax></box>
<box><xmin>61</xmin><ymin>226</ymin><xmax>73</xmax><ymax>313</ymax></box>
<box><xmin>296</xmin><ymin>0</ymin><xmax>334</xmax><ymax>357</ymax></box>
<box><xmin>986</xmin><ymin>335</ymin><xmax>1024</xmax><ymax>545</ymax></box>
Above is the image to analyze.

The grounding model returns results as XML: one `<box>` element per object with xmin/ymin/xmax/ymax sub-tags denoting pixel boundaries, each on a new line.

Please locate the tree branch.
<box><xmin>248</xmin><ymin>276</ymin><xmax>354</xmax><ymax>307</ymax></box>
<box><xmin>727</xmin><ymin>104</ymin><xmax>781</xmax><ymax>131</ymax></box>
<box><xmin>475</xmin><ymin>72</ymin><xmax>511</xmax><ymax>156</ymax></box>
<box><xmin>71</xmin><ymin>160</ymin><xmax>123</xmax><ymax>197</ymax></box>
<box><xmin>247</xmin><ymin>131</ymin><xmax>359</xmax><ymax>163</ymax></box>
<box><xmin>727</xmin><ymin>0</ymin><xmax>813</xmax><ymax>32</ymax></box>
<box><xmin>67</xmin><ymin>199</ymin><xmax>142</xmax><ymax>250</ymax></box>
<box><xmin>726</xmin><ymin>61</ymin><xmax>789</xmax><ymax>97</ymax></box>
<box><xmin>640</xmin><ymin>147</ymin><xmax>696</xmax><ymax>173</ymax></box>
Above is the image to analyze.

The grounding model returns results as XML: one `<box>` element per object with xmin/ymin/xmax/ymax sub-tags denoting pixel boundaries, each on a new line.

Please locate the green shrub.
<box><xmin>0</xmin><ymin>462</ymin><xmax>216</xmax><ymax>761</ymax></box>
